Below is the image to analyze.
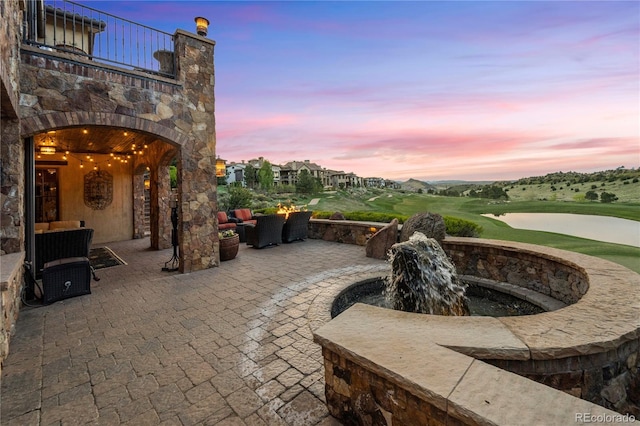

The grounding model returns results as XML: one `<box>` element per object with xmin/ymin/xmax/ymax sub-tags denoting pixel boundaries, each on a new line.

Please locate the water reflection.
<box><xmin>483</xmin><ymin>213</ymin><xmax>640</xmax><ymax>247</ymax></box>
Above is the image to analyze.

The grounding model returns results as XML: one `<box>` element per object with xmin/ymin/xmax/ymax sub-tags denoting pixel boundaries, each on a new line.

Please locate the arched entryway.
<box><xmin>22</xmin><ymin>112</ymin><xmax>195</xmax><ymax>270</ymax></box>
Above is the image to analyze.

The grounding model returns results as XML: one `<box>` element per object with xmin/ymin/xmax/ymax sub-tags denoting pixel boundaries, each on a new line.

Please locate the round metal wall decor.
<box><xmin>84</xmin><ymin>170</ymin><xmax>113</xmax><ymax>210</ymax></box>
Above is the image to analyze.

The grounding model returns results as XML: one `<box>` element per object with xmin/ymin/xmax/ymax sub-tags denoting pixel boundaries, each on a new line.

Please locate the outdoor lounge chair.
<box><xmin>282</xmin><ymin>211</ymin><xmax>313</xmax><ymax>243</ymax></box>
<box><xmin>245</xmin><ymin>214</ymin><xmax>285</xmax><ymax>249</ymax></box>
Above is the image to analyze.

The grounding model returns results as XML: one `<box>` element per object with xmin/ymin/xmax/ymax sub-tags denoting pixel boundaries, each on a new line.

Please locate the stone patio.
<box><xmin>1</xmin><ymin>238</ymin><xmax>381</xmax><ymax>425</ymax></box>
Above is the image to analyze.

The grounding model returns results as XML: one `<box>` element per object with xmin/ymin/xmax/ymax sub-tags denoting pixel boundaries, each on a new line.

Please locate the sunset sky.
<box><xmin>87</xmin><ymin>1</ymin><xmax>639</xmax><ymax>182</ymax></box>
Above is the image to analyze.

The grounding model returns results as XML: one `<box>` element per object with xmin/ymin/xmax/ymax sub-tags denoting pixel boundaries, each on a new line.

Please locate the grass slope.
<box><xmin>300</xmin><ymin>188</ymin><xmax>640</xmax><ymax>273</ymax></box>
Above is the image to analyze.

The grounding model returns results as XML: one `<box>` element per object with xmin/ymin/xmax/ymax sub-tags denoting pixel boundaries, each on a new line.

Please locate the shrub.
<box><xmin>169</xmin><ymin>165</ymin><xmax>177</xmax><ymax>188</ymax></box>
<box><xmin>225</xmin><ymin>186</ymin><xmax>253</xmax><ymax>210</ymax></box>
<box><xmin>310</xmin><ymin>211</ymin><xmax>483</xmax><ymax>237</ymax></box>
<box><xmin>600</xmin><ymin>192</ymin><xmax>618</xmax><ymax>203</ymax></box>
<box><xmin>346</xmin><ymin>211</ymin><xmax>409</xmax><ymax>223</ymax></box>
<box><xmin>585</xmin><ymin>190</ymin><xmax>598</xmax><ymax>201</ymax></box>
<box><xmin>443</xmin><ymin>216</ymin><xmax>483</xmax><ymax>237</ymax></box>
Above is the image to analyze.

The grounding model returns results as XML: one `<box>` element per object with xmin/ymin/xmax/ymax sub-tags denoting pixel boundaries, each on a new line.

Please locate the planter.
<box><xmin>219</xmin><ymin>234</ymin><xmax>240</xmax><ymax>261</ymax></box>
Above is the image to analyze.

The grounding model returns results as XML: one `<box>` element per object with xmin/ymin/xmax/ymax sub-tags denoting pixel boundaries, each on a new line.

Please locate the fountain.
<box><xmin>332</xmin><ymin>232</ymin><xmax>544</xmax><ymax>318</ymax></box>
<box><xmin>387</xmin><ymin>232</ymin><xmax>469</xmax><ymax>315</ymax></box>
<box><xmin>313</xmin><ymin>232</ymin><xmax>640</xmax><ymax>422</ymax></box>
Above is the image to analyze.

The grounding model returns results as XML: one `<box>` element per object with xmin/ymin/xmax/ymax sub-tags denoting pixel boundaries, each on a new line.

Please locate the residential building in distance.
<box><xmin>364</xmin><ymin>177</ymin><xmax>386</xmax><ymax>188</ymax></box>
<box><xmin>224</xmin><ymin>157</ymin><xmax>393</xmax><ymax>189</ymax></box>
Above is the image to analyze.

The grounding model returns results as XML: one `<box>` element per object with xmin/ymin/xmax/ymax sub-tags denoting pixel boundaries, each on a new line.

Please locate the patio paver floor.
<box><xmin>1</xmin><ymin>237</ymin><xmax>382</xmax><ymax>425</ymax></box>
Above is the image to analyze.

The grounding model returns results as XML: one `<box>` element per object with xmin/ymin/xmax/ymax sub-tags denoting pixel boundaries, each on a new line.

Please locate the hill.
<box><xmin>398</xmin><ymin>168</ymin><xmax>640</xmax><ymax>203</ymax></box>
<box><xmin>496</xmin><ymin>168</ymin><xmax>640</xmax><ymax>203</ymax></box>
<box><xmin>400</xmin><ymin>178</ymin><xmax>436</xmax><ymax>192</ymax></box>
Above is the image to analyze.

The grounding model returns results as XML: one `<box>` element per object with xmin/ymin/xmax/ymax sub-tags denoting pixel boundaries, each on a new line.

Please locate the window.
<box><xmin>35</xmin><ymin>168</ymin><xmax>59</xmax><ymax>222</ymax></box>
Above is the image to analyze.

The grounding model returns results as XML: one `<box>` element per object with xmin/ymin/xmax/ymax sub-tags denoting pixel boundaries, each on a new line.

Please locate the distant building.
<box><xmin>226</xmin><ymin>162</ymin><xmax>247</xmax><ymax>186</ymax></box>
<box><xmin>330</xmin><ymin>171</ymin><xmax>363</xmax><ymax>188</ymax></box>
<box><xmin>364</xmin><ymin>177</ymin><xmax>385</xmax><ymax>188</ymax></box>
<box><xmin>280</xmin><ymin>160</ymin><xmax>326</xmax><ymax>186</ymax></box>
<box><xmin>223</xmin><ymin>157</ymin><xmax>393</xmax><ymax>190</ymax></box>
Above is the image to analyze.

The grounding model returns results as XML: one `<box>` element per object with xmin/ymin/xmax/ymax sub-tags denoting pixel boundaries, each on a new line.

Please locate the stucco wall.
<box><xmin>51</xmin><ymin>155</ymin><xmax>133</xmax><ymax>244</ymax></box>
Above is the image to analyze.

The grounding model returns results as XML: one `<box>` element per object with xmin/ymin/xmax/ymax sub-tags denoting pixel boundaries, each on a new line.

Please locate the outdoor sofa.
<box><xmin>230</xmin><ymin>209</ymin><xmax>257</xmax><ymax>226</ymax></box>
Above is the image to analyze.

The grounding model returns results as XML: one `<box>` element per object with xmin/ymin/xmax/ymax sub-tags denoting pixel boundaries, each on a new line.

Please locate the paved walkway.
<box><xmin>1</xmin><ymin>238</ymin><xmax>383</xmax><ymax>425</ymax></box>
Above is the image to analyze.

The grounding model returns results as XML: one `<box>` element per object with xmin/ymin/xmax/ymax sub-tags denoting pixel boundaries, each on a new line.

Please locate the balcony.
<box><xmin>22</xmin><ymin>0</ymin><xmax>176</xmax><ymax>78</ymax></box>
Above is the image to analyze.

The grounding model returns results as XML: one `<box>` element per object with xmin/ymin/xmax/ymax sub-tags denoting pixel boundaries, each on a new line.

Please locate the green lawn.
<box><xmin>302</xmin><ymin>189</ymin><xmax>640</xmax><ymax>273</ymax></box>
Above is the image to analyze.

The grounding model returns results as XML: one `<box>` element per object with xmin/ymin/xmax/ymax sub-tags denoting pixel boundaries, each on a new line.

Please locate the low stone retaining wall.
<box><xmin>309</xmin><ymin>222</ymin><xmax>640</xmax><ymax>423</ymax></box>
<box><xmin>309</xmin><ymin>218</ymin><xmax>384</xmax><ymax>246</ymax></box>
<box><xmin>0</xmin><ymin>252</ymin><xmax>25</xmax><ymax>369</ymax></box>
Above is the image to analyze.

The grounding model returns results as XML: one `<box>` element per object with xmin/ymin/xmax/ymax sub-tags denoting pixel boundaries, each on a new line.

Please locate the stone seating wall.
<box><xmin>309</xmin><ymin>219</ymin><xmax>640</xmax><ymax>421</ymax></box>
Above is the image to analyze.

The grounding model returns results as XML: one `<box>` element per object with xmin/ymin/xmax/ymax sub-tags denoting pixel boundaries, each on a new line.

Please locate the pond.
<box><xmin>483</xmin><ymin>213</ymin><xmax>639</xmax><ymax>247</ymax></box>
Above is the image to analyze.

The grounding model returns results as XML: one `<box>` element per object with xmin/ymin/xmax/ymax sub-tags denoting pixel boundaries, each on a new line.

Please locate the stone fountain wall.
<box><xmin>313</xmin><ymin>234</ymin><xmax>640</xmax><ymax>421</ymax></box>
<box><xmin>442</xmin><ymin>239</ymin><xmax>588</xmax><ymax>304</ymax></box>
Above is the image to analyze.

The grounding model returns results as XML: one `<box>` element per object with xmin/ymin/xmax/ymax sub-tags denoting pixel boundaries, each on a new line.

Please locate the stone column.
<box><xmin>142</xmin><ymin>142</ymin><xmax>175</xmax><ymax>250</ymax></box>
<box><xmin>0</xmin><ymin>119</ymin><xmax>24</xmax><ymax>254</ymax></box>
<box><xmin>173</xmin><ymin>30</ymin><xmax>218</xmax><ymax>272</ymax></box>
<box><xmin>132</xmin><ymin>173</ymin><xmax>146</xmax><ymax>239</ymax></box>
<box><xmin>147</xmin><ymin>164</ymin><xmax>173</xmax><ymax>250</ymax></box>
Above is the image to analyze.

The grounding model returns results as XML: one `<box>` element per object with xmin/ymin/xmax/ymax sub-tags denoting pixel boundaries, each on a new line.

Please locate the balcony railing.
<box><xmin>22</xmin><ymin>0</ymin><xmax>175</xmax><ymax>78</ymax></box>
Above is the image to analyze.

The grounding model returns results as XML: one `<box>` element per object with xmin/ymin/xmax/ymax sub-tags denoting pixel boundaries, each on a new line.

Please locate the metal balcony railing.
<box><xmin>22</xmin><ymin>0</ymin><xmax>175</xmax><ymax>78</ymax></box>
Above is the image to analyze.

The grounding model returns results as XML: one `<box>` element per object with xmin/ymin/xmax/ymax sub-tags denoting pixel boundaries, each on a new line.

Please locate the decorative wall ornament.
<box><xmin>84</xmin><ymin>170</ymin><xmax>113</xmax><ymax>210</ymax></box>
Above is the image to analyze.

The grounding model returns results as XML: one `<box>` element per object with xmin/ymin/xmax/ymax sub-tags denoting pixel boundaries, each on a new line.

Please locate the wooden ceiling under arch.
<box><xmin>35</xmin><ymin>126</ymin><xmax>170</xmax><ymax>156</ymax></box>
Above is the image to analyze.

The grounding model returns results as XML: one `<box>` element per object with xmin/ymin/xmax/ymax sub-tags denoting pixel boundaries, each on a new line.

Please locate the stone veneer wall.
<box><xmin>1</xmin><ymin>0</ymin><xmax>24</xmax><ymax>254</ymax></box>
<box><xmin>308</xmin><ymin>219</ymin><xmax>383</xmax><ymax>246</ymax></box>
<box><xmin>322</xmin><ymin>347</ymin><xmax>450</xmax><ymax>425</ymax></box>
<box><xmin>442</xmin><ymin>240</ymin><xmax>588</xmax><ymax>306</ymax></box>
<box><xmin>0</xmin><ymin>17</ymin><xmax>217</xmax><ymax>370</ymax></box>
<box><xmin>18</xmin><ymin>29</ymin><xmax>218</xmax><ymax>272</ymax></box>
<box><xmin>0</xmin><ymin>0</ymin><xmax>25</xmax><ymax>370</ymax></box>
<box><xmin>0</xmin><ymin>253</ymin><xmax>25</xmax><ymax>371</ymax></box>
<box><xmin>440</xmin><ymin>239</ymin><xmax>638</xmax><ymax>414</ymax></box>
<box><xmin>309</xmin><ymin>220</ymin><xmax>640</xmax><ymax>417</ymax></box>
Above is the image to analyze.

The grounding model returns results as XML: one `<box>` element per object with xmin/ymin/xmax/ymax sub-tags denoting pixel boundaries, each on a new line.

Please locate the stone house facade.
<box><xmin>1</xmin><ymin>0</ymin><xmax>220</xmax><ymax>365</ymax></box>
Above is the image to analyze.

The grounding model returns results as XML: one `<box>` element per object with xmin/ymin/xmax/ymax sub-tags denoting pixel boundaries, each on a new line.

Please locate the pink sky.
<box><xmin>90</xmin><ymin>1</ymin><xmax>639</xmax><ymax>181</ymax></box>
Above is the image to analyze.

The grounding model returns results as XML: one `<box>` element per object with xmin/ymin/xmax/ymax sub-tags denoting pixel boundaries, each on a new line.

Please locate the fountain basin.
<box><xmin>331</xmin><ymin>277</ymin><xmax>547</xmax><ymax>318</ymax></box>
<box><xmin>312</xmin><ymin>237</ymin><xmax>640</xmax><ymax>423</ymax></box>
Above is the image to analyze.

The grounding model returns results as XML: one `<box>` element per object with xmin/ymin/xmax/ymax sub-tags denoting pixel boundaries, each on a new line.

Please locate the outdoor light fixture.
<box><xmin>163</xmin><ymin>195</ymin><xmax>180</xmax><ymax>272</ymax></box>
<box><xmin>215</xmin><ymin>157</ymin><xmax>226</xmax><ymax>177</ymax></box>
<box><xmin>194</xmin><ymin>17</ymin><xmax>210</xmax><ymax>36</ymax></box>
<box><xmin>40</xmin><ymin>146</ymin><xmax>56</xmax><ymax>155</ymax></box>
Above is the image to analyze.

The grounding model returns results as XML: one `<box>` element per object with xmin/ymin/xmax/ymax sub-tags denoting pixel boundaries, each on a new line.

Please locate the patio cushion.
<box><xmin>35</xmin><ymin>222</ymin><xmax>50</xmax><ymax>232</ymax></box>
<box><xmin>49</xmin><ymin>220</ymin><xmax>82</xmax><ymax>230</ymax></box>
<box><xmin>233</xmin><ymin>209</ymin><xmax>253</xmax><ymax>221</ymax></box>
<box><xmin>217</xmin><ymin>211</ymin><xmax>237</xmax><ymax>231</ymax></box>
<box><xmin>232</xmin><ymin>209</ymin><xmax>257</xmax><ymax>225</ymax></box>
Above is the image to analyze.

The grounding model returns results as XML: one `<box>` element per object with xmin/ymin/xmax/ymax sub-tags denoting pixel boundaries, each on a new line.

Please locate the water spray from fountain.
<box><xmin>386</xmin><ymin>232</ymin><xmax>470</xmax><ymax>316</ymax></box>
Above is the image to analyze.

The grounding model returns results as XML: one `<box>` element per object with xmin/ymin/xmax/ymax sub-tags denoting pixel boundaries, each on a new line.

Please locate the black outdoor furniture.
<box><xmin>245</xmin><ymin>214</ymin><xmax>285</xmax><ymax>249</ymax></box>
<box><xmin>282</xmin><ymin>211</ymin><xmax>313</xmax><ymax>243</ymax></box>
<box><xmin>34</xmin><ymin>228</ymin><xmax>94</xmax><ymax>279</ymax></box>
<box><xmin>42</xmin><ymin>256</ymin><xmax>92</xmax><ymax>304</ymax></box>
